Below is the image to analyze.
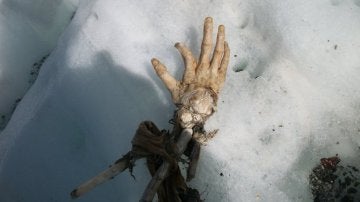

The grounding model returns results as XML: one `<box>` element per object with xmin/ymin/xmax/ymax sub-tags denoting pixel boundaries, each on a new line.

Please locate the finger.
<box><xmin>218</xmin><ymin>41</ymin><xmax>230</xmax><ymax>84</ymax></box>
<box><xmin>199</xmin><ymin>17</ymin><xmax>213</xmax><ymax>66</ymax></box>
<box><xmin>211</xmin><ymin>25</ymin><xmax>225</xmax><ymax>71</ymax></box>
<box><xmin>151</xmin><ymin>58</ymin><xmax>180</xmax><ymax>99</ymax></box>
<box><xmin>175</xmin><ymin>42</ymin><xmax>197</xmax><ymax>70</ymax></box>
<box><xmin>175</xmin><ymin>43</ymin><xmax>196</xmax><ymax>84</ymax></box>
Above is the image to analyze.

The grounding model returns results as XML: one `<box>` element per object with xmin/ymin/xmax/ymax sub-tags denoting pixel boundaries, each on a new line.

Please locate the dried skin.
<box><xmin>152</xmin><ymin>17</ymin><xmax>230</xmax><ymax>128</ymax></box>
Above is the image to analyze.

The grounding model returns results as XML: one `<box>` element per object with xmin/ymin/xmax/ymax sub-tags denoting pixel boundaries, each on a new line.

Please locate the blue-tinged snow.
<box><xmin>0</xmin><ymin>0</ymin><xmax>78</xmax><ymax>129</ymax></box>
<box><xmin>0</xmin><ymin>0</ymin><xmax>360</xmax><ymax>201</ymax></box>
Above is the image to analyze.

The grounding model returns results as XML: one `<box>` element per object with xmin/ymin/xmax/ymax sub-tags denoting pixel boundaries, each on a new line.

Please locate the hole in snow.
<box><xmin>233</xmin><ymin>59</ymin><xmax>248</xmax><ymax>73</ymax></box>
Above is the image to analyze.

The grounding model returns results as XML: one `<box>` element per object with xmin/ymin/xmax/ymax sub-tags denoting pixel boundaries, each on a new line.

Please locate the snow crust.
<box><xmin>1</xmin><ymin>0</ymin><xmax>360</xmax><ymax>201</ymax></box>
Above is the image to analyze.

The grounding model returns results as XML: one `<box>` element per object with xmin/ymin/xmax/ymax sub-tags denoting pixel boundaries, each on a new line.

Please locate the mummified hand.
<box><xmin>152</xmin><ymin>17</ymin><xmax>230</xmax><ymax>128</ymax></box>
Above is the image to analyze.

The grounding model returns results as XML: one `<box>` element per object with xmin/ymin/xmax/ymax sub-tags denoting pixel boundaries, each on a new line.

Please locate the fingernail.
<box><xmin>205</xmin><ymin>17</ymin><xmax>213</xmax><ymax>23</ymax></box>
<box><xmin>151</xmin><ymin>58</ymin><xmax>159</xmax><ymax>66</ymax></box>
<box><xmin>219</xmin><ymin>25</ymin><xmax>225</xmax><ymax>32</ymax></box>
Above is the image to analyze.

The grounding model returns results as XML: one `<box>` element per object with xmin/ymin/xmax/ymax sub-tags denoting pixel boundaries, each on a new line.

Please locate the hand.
<box><xmin>152</xmin><ymin>17</ymin><xmax>230</xmax><ymax>128</ymax></box>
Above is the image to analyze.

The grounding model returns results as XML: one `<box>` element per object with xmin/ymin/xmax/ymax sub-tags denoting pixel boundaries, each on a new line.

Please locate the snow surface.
<box><xmin>0</xmin><ymin>0</ymin><xmax>79</xmax><ymax>129</ymax></box>
<box><xmin>1</xmin><ymin>0</ymin><xmax>360</xmax><ymax>201</ymax></box>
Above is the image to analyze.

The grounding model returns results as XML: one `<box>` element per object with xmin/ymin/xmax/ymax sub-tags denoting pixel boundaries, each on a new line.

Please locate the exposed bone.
<box><xmin>140</xmin><ymin>128</ymin><xmax>193</xmax><ymax>202</ymax></box>
<box><xmin>70</xmin><ymin>153</ymin><xmax>133</xmax><ymax>198</ymax></box>
<box><xmin>186</xmin><ymin>140</ymin><xmax>201</xmax><ymax>181</ymax></box>
<box><xmin>141</xmin><ymin>16</ymin><xmax>229</xmax><ymax>201</ymax></box>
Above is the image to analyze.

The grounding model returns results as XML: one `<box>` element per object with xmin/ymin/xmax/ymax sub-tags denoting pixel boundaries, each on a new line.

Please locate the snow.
<box><xmin>0</xmin><ymin>0</ymin><xmax>79</xmax><ymax>129</ymax></box>
<box><xmin>1</xmin><ymin>0</ymin><xmax>360</xmax><ymax>201</ymax></box>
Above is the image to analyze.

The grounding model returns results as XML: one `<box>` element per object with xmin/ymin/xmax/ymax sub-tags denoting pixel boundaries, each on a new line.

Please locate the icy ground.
<box><xmin>1</xmin><ymin>0</ymin><xmax>360</xmax><ymax>201</ymax></box>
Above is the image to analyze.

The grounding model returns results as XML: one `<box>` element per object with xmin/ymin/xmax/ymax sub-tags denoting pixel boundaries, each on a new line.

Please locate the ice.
<box><xmin>0</xmin><ymin>0</ymin><xmax>360</xmax><ymax>201</ymax></box>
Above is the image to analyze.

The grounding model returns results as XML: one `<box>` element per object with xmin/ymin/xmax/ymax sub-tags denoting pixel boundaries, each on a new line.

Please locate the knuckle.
<box><xmin>214</xmin><ymin>49</ymin><xmax>224</xmax><ymax>55</ymax></box>
<box><xmin>202</xmin><ymin>43</ymin><xmax>211</xmax><ymax>47</ymax></box>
